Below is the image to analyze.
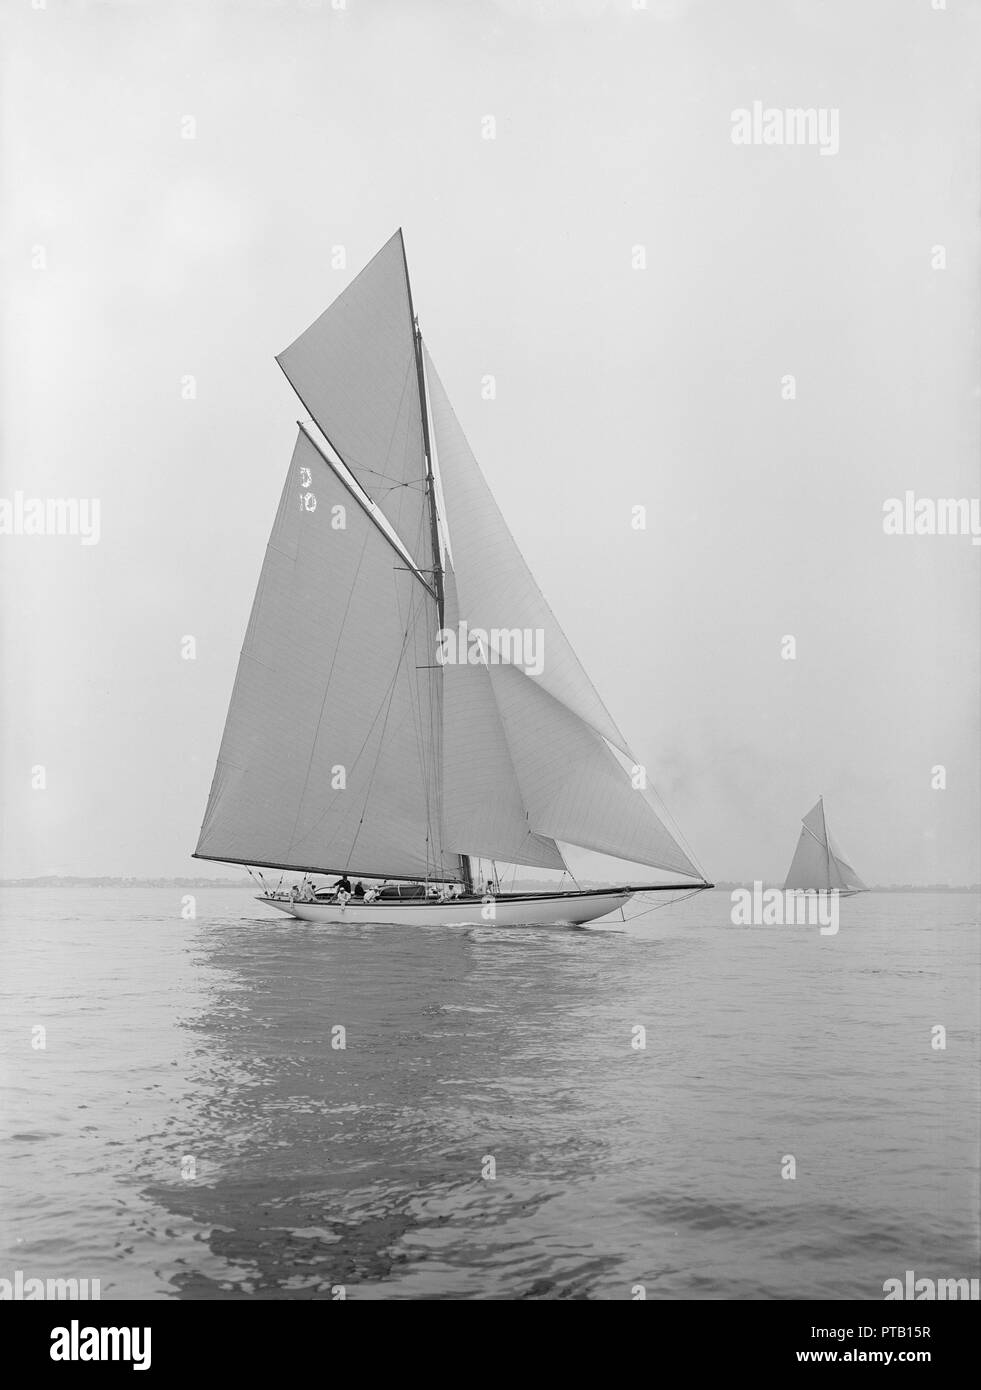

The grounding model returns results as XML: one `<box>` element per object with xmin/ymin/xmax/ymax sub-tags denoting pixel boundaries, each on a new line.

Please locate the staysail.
<box><xmin>441</xmin><ymin>563</ymin><xmax>567</xmax><ymax>871</ymax></box>
<box><xmin>783</xmin><ymin>798</ymin><xmax>866</xmax><ymax>892</ymax></box>
<box><xmin>195</xmin><ymin>429</ymin><xmax>454</xmax><ymax>881</ymax></box>
<box><xmin>485</xmin><ymin>662</ymin><xmax>700</xmax><ymax>877</ymax></box>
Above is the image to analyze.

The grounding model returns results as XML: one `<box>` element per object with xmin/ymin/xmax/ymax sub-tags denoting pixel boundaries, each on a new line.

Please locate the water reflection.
<box><xmin>150</xmin><ymin>915</ymin><xmax>620</xmax><ymax>1298</ymax></box>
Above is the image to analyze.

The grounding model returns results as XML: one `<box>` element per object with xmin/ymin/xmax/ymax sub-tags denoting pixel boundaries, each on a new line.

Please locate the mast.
<box><xmin>403</xmin><ymin>235</ymin><xmax>473</xmax><ymax>894</ymax></box>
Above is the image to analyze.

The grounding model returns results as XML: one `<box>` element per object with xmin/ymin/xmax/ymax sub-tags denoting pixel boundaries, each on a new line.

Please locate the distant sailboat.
<box><xmin>192</xmin><ymin>230</ymin><xmax>711</xmax><ymax>925</ymax></box>
<box><xmin>783</xmin><ymin>797</ymin><xmax>867</xmax><ymax>895</ymax></box>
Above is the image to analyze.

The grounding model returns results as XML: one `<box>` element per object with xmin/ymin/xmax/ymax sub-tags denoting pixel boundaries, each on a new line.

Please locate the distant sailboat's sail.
<box><xmin>441</xmin><ymin>564</ymin><xmax>567</xmax><ymax>871</ymax></box>
<box><xmin>426</xmin><ymin>347</ymin><xmax>702</xmax><ymax>881</ymax></box>
<box><xmin>195</xmin><ymin>430</ymin><xmax>456</xmax><ymax>881</ymax></box>
<box><xmin>424</xmin><ymin>345</ymin><xmax>631</xmax><ymax>755</ymax></box>
<box><xmin>276</xmin><ymin>231</ymin><xmax>430</xmax><ymax>564</ymax></box>
<box><xmin>783</xmin><ymin>798</ymin><xmax>865</xmax><ymax>891</ymax></box>
<box><xmin>784</xmin><ymin>819</ymin><xmax>832</xmax><ymax>890</ymax></box>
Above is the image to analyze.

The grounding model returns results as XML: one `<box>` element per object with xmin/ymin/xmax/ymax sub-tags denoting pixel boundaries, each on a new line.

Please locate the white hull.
<box><xmin>785</xmin><ymin>888</ymin><xmax>865</xmax><ymax>898</ymax></box>
<box><xmin>257</xmin><ymin>889</ymin><xmax>636</xmax><ymax>927</ymax></box>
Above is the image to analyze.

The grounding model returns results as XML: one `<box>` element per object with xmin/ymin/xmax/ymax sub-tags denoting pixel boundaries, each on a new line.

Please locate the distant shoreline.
<box><xmin>0</xmin><ymin>877</ymin><xmax>978</xmax><ymax>893</ymax></box>
<box><xmin>0</xmin><ymin>877</ymin><xmax>254</xmax><ymax>889</ymax></box>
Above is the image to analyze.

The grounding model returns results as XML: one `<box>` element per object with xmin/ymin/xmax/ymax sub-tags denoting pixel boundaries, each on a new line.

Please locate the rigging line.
<box><xmin>377</xmin><ymin>354</ymin><xmax>420</xmax><ymax>482</ymax></box>
<box><xmin>267</xmin><ymin>532</ymin><xmax>443</xmax><ymax>880</ymax></box>
<box><xmin>320</xmin><ymin>659</ymin><xmax>409</xmax><ymax>865</ymax></box>
<box><xmin>397</xmin><ymin>487</ymin><xmax>433</xmax><ymax>610</ymax></box>
<box><xmin>296</xmin><ymin>606</ymin><xmax>418</xmax><ymax>858</ymax></box>
<box><xmin>392</xmin><ymin>574</ymin><xmax>442</xmax><ymax>876</ymax></box>
<box><xmin>344</xmin><ymin>585</ymin><xmax>427</xmax><ymax>870</ymax></box>
<box><xmin>275</xmin><ymin>348</ymin><xmax>420</xmax><ymax>514</ymax></box>
<box><xmin>341</xmin><ymin>359</ymin><xmax>427</xmax><ymax>561</ymax></box>
<box><xmin>284</xmin><ymin>515</ymin><xmax>375</xmax><ymax>859</ymax></box>
<box><xmin>374</xmin><ymin>477</ymin><xmax>429</xmax><ymax>492</ymax></box>
<box><xmin>406</xmin><ymin>603</ymin><xmax>436</xmax><ymax>861</ymax></box>
<box><xmin>431</xmin><ymin>656</ymin><xmax>446</xmax><ymax>876</ymax></box>
<box><xmin>332</xmin><ymin>564</ymin><xmax>440</xmax><ymax>871</ymax></box>
<box><xmin>378</xmin><ymin>464</ymin><xmax>431</xmax><ymax>599</ymax></box>
<box><xmin>419</xmin><ymin>346</ymin><xmax>453</xmax><ymax>574</ymax></box>
<box><xmin>413</xmin><ymin>326</ymin><xmax>449</xmax><ymax>879</ymax></box>
<box><xmin>296</xmin><ymin>421</ymin><xmax>435</xmax><ymax>600</ymax></box>
<box><xmin>283</xmin><ymin>579</ymin><xmax>434</xmax><ymax>867</ymax></box>
<box><xmin>425</xmin><ymin>630</ymin><xmax>444</xmax><ymax>879</ymax></box>
<box><xmin>276</xmin><ymin>376</ymin><xmax>428</xmax><ymax>575</ymax></box>
<box><xmin>334</xmin><ymin>458</ymin><xmax>427</xmax><ymax>489</ymax></box>
<box><xmin>425</xmin><ymin>647</ymin><xmax>444</xmax><ymax>872</ymax></box>
<box><xmin>402</xmin><ymin>574</ymin><xmax>438</xmax><ymax>805</ymax></box>
<box><xmin>620</xmin><ymin>886</ymin><xmax>707</xmax><ymax>923</ymax></box>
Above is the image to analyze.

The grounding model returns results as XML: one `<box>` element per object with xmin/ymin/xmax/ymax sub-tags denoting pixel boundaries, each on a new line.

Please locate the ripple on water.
<box><xmin>0</xmin><ymin>888</ymin><xmax>977</xmax><ymax>1299</ymax></box>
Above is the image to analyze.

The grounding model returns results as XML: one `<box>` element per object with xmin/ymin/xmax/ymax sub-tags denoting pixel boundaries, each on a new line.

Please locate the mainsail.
<box><xmin>783</xmin><ymin>798</ymin><xmax>866</xmax><ymax>892</ymax></box>
<box><xmin>195</xmin><ymin>231</ymin><xmax>707</xmax><ymax>886</ymax></box>
<box><xmin>195</xmin><ymin>429</ymin><xmax>451</xmax><ymax>881</ymax></box>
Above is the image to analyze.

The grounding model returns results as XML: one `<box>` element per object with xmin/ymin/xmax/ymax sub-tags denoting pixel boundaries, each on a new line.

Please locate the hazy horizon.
<box><xmin>2</xmin><ymin>0</ymin><xmax>979</xmax><ymax>886</ymax></box>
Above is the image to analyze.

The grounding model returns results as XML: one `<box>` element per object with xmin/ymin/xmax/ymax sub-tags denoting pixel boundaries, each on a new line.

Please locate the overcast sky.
<box><xmin>2</xmin><ymin>0</ymin><xmax>978</xmax><ymax>884</ymax></box>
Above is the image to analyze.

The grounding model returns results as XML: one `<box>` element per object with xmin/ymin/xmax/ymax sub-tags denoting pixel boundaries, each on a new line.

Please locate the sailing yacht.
<box><xmin>192</xmin><ymin>231</ymin><xmax>711</xmax><ymax>925</ymax></box>
<box><xmin>783</xmin><ymin>797</ymin><xmax>867</xmax><ymax>896</ymax></box>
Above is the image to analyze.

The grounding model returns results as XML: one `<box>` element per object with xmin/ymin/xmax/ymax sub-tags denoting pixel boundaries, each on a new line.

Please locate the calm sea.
<box><xmin>1</xmin><ymin>888</ymin><xmax>977</xmax><ymax>1301</ymax></box>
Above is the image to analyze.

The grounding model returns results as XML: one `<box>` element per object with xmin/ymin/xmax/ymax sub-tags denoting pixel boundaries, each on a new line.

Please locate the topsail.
<box><xmin>194</xmin><ymin>231</ymin><xmax>706</xmax><ymax>887</ymax></box>
<box><xmin>276</xmin><ymin>232</ymin><xmax>430</xmax><ymax>564</ymax></box>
